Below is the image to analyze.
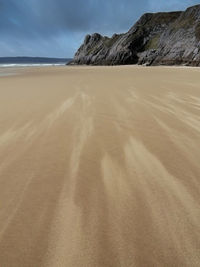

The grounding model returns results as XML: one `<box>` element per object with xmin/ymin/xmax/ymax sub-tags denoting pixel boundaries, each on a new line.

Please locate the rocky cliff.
<box><xmin>69</xmin><ymin>5</ymin><xmax>200</xmax><ymax>66</ymax></box>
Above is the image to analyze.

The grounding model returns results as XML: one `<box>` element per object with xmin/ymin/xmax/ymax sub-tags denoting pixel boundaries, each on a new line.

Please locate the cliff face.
<box><xmin>69</xmin><ymin>5</ymin><xmax>200</xmax><ymax>66</ymax></box>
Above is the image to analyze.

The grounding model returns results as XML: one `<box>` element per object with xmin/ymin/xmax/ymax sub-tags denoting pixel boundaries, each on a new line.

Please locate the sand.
<box><xmin>0</xmin><ymin>65</ymin><xmax>200</xmax><ymax>267</ymax></box>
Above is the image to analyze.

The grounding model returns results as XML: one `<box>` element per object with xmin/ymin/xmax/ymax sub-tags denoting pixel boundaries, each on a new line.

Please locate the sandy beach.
<box><xmin>0</xmin><ymin>65</ymin><xmax>200</xmax><ymax>267</ymax></box>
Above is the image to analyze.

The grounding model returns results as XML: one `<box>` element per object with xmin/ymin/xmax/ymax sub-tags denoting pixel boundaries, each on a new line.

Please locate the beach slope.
<box><xmin>0</xmin><ymin>66</ymin><xmax>200</xmax><ymax>266</ymax></box>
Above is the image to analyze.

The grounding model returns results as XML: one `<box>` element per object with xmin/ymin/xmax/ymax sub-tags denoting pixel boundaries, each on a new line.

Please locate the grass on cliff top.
<box><xmin>103</xmin><ymin>34</ymin><xmax>122</xmax><ymax>48</ymax></box>
<box><xmin>169</xmin><ymin>15</ymin><xmax>200</xmax><ymax>40</ymax></box>
<box><xmin>86</xmin><ymin>34</ymin><xmax>122</xmax><ymax>56</ymax></box>
<box><xmin>145</xmin><ymin>35</ymin><xmax>160</xmax><ymax>50</ymax></box>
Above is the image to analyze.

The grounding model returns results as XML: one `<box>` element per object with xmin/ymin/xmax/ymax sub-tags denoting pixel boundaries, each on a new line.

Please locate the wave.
<box><xmin>0</xmin><ymin>63</ymin><xmax>66</xmax><ymax>68</ymax></box>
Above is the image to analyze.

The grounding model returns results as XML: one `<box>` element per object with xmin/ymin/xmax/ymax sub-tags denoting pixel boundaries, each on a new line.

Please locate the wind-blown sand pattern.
<box><xmin>0</xmin><ymin>66</ymin><xmax>200</xmax><ymax>267</ymax></box>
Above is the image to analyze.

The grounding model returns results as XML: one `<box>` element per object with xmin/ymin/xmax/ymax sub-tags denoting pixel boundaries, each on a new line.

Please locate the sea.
<box><xmin>0</xmin><ymin>57</ymin><xmax>71</xmax><ymax>68</ymax></box>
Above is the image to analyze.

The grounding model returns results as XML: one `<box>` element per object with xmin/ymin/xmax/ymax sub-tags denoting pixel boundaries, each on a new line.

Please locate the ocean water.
<box><xmin>0</xmin><ymin>57</ymin><xmax>71</xmax><ymax>68</ymax></box>
<box><xmin>0</xmin><ymin>57</ymin><xmax>71</xmax><ymax>77</ymax></box>
<box><xmin>0</xmin><ymin>63</ymin><xmax>66</xmax><ymax>68</ymax></box>
<box><xmin>0</xmin><ymin>57</ymin><xmax>71</xmax><ymax>76</ymax></box>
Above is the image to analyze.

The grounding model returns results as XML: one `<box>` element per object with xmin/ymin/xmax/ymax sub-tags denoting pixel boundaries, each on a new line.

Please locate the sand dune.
<box><xmin>0</xmin><ymin>66</ymin><xmax>200</xmax><ymax>266</ymax></box>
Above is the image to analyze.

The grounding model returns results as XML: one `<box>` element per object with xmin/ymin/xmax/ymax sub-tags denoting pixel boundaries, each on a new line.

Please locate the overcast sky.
<box><xmin>0</xmin><ymin>0</ymin><xmax>199</xmax><ymax>58</ymax></box>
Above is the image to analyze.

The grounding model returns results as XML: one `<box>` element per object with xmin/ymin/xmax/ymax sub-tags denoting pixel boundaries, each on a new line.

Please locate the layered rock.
<box><xmin>69</xmin><ymin>5</ymin><xmax>200</xmax><ymax>66</ymax></box>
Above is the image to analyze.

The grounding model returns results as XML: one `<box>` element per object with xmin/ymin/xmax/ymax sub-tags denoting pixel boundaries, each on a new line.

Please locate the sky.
<box><xmin>0</xmin><ymin>0</ymin><xmax>199</xmax><ymax>58</ymax></box>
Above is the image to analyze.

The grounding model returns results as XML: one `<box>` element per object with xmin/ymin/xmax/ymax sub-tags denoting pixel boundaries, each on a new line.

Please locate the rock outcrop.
<box><xmin>69</xmin><ymin>5</ymin><xmax>200</xmax><ymax>66</ymax></box>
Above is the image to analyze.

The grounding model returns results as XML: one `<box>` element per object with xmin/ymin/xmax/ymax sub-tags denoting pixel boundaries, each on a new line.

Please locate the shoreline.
<box><xmin>1</xmin><ymin>63</ymin><xmax>200</xmax><ymax>72</ymax></box>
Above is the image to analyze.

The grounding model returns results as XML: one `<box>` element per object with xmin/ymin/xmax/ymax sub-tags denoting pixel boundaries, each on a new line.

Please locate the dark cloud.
<box><xmin>0</xmin><ymin>0</ymin><xmax>148</xmax><ymax>36</ymax></box>
<box><xmin>0</xmin><ymin>0</ymin><xmax>199</xmax><ymax>57</ymax></box>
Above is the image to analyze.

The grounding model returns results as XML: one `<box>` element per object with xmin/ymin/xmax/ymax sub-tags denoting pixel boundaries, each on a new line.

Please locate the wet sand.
<box><xmin>0</xmin><ymin>66</ymin><xmax>200</xmax><ymax>266</ymax></box>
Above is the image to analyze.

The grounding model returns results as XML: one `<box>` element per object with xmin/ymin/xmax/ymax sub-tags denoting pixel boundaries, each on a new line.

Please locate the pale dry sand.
<box><xmin>0</xmin><ymin>66</ymin><xmax>200</xmax><ymax>267</ymax></box>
